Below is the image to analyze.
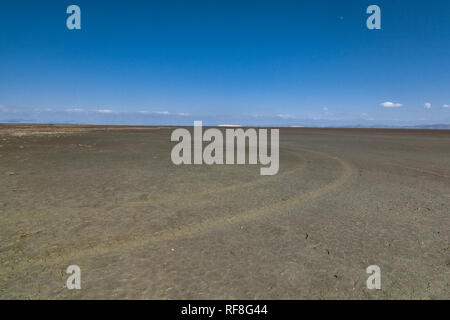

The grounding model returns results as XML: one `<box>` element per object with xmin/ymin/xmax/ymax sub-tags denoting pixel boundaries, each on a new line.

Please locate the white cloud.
<box><xmin>137</xmin><ymin>110</ymin><xmax>190</xmax><ymax>116</ymax></box>
<box><xmin>137</xmin><ymin>110</ymin><xmax>169</xmax><ymax>115</ymax></box>
<box><xmin>96</xmin><ymin>109</ymin><xmax>114</xmax><ymax>113</ymax></box>
<box><xmin>276</xmin><ymin>114</ymin><xmax>296</xmax><ymax>119</ymax></box>
<box><xmin>322</xmin><ymin>107</ymin><xmax>329</xmax><ymax>112</ymax></box>
<box><xmin>380</xmin><ymin>101</ymin><xmax>403</xmax><ymax>108</ymax></box>
<box><xmin>65</xmin><ymin>108</ymin><xmax>84</xmax><ymax>113</ymax></box>
<box><xmin>219</xmin><ymin>124</ymin><xmax>242</xmax><ymax>127</ymax></box>
<box><xmin>443</xmin><ymin>104</ymin><xmax>450</xmax><ymax>108</ymax></box>
<box><xmin>424</xmin><ymin>102</ymin><xmax>431</xmax><ymax>109</ymax></box>
<box><xmin>34</xmin><ymin>108</ymin><xmax>53</xmax><ymax>112</ymax></box>
<box><xmin>0</xmin><ymin>105</ymin><xmax>21</xmax><ymax>114</ymax></box>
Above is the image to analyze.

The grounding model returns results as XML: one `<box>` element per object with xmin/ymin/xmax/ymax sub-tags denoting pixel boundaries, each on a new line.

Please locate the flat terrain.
<box><xmin>0</xmin><ymin>124</ymin><xmax>449</xmax><ymax>299</ymax></box>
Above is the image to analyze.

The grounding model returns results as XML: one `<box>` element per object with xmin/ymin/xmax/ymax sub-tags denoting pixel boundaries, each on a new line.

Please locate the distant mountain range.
<box><xmin>338</xmin><ymin>124</ymin><xmax>450</xmax><ymax>130</ymax></box>
<box><xmin>402</xmin><ymin>124</ymin><xmax>450</xmax><ymax>129</ymax></box>
<box><xmin>1</xmin><ymin>119</ymin><xmax>450</xmax><ymax>130</ymax></box>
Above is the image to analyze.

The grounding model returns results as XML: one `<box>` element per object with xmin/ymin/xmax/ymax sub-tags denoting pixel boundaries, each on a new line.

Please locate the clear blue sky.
<box><xmin>1</xmin><ymin>0</ymin><xmax>449</xmax><ymax>126</ymax></box>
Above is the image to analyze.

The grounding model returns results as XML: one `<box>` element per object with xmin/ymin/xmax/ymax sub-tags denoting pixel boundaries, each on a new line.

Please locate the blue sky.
<box><xmin>1</xmin><ymin>0</ymin><xmax>449</xmax><ymax>126</ymax></box>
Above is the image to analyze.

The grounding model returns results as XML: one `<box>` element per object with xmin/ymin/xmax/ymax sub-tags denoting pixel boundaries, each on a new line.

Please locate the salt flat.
<box><xmin>0</xmin><ymin>124</ymin><xmax>449</xmax><ymax>299</ymax></box>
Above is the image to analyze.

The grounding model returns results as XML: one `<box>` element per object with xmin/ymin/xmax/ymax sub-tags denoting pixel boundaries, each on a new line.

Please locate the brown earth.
<box><xmin>0</xmin><ymin>124</ymin><xmax>449</xmax><ymax>299</ymax></box>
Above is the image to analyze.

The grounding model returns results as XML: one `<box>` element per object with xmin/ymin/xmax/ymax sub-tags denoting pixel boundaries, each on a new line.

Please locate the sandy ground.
<box><xmin>0</xmin><ymin>124</ymin><xmax>448</xmax><ymax>299</ymax></box>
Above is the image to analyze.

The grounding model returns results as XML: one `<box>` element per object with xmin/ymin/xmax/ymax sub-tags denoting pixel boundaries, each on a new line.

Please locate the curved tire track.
<box><xmin>3</xmin><ymin>146</ymin><xmax>357</xmax><ymax>271</ymax></box>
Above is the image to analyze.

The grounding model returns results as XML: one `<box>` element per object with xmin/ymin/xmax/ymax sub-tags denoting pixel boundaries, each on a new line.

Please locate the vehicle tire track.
<box><xmin>124</xmin><ymin>148</ymin><xmax>306</xmax><ymax>207</ymax></box>
<box><xmin>2</xmin><ymin>146</ymin><xmax>357</xmax><ymax>272</ymax></box>
<box><xmin>384</xmin><ymin>162</ymin><xmax>450</xmax><ymax>180</ymax></box>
